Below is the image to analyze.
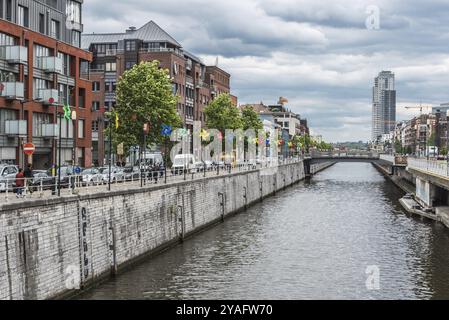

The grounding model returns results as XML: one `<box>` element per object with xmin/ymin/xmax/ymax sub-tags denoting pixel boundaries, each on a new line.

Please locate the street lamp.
<box><xmin>446</xmin><ymin>110</ymin><xmax>449</xmax><ymax>176</ymax></box>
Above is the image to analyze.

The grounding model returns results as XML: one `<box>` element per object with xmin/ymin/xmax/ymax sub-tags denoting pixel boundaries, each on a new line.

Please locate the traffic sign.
<box><xmin>23</xmin><ymin>143</ymin><xmax>35</xmax><ymax>155</ymax></box>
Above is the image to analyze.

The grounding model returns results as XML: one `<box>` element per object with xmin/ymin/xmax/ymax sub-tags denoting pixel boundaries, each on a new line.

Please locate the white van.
<box><xmin>171</xmin><ymin>154</ymin><xmax>200</xmax><ymax>174</ymax></box>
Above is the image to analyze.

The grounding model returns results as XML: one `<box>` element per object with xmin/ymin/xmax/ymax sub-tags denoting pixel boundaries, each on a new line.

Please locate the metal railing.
<box><xmin>407</xmin><ymin>157</ymin><xmax>449</xmax><ymax>178</ymax></box>
<box><xmin>0</xmin><ymin>156</ymin><xmax>304</xmax><ymax>203</ymax></box>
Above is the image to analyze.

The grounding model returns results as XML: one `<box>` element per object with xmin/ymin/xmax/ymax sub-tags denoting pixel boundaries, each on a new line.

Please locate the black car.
<box><xmin>30</xmin><ymin>171</ymin><xmax>56</xmax><ymax>191</ymax></box>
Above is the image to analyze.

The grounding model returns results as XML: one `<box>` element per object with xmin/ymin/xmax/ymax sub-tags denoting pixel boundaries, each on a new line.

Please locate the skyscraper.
<box><xmin>372</xmin><ymin>71</ymin><xmax>396</xmax><ymax>141</ymax></box>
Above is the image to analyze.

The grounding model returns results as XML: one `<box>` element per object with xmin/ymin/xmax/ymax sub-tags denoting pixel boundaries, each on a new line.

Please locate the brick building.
<box><xmin>0</xmin><ymin>0</ymin><xmax>93</xmax><ymax>169</ymax></box>
<box><xmin>82</xmin><ymin>21</ymin><xmax>233</xmax><ymax>166</ymax></box>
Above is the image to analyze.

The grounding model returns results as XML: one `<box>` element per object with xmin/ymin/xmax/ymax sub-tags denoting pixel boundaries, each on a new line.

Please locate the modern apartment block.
<box><xmin>245</xmin><ymin>102</ymin><xmax>308</xmax><ymax>137</ymax></box>
<box><xmin>0</xmin><ymin>0</ymin><xmax>93</xmax><ymax>169</ymax></box>
<box><xmin>82</xmin><ymin>21</ymin><xmax>232</xmax><ymax>166</ymax></box>
<box><xmin>372</xmin><ymin>71</ymin><xmax>396</xmax><ymax>142</ymax></box>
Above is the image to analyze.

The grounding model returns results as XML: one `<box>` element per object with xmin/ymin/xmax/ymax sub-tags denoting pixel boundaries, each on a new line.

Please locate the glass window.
<box><xmin>66</xmin><ymin>0</ymin><xmax>81</xmax><ymax>24</ymax></box>
<box><xmin>92</xmin><ymin>82</ymin><xmax>100</xmax><ymax>92</ymax></box>
<box><xmin>71</xmin><ymin>31</ymin><xmax>81</xmax><ymax>47</ymax></box>
<box><xmin>5</xmin><ymin>0</ymin><xmax>12</xmax><ymax>21</ymax></box>
<box><xmin>0</xmin><ymin>109</ymin><xmax>17</xmax><ymax>134</ymax></box>
<box><xmin>78</xmin><ymin>119</ymin><xmax>85</xmax><ymax>139</ymax></box>
<box><xmin>17</xmin><ymin>5</ymin><xmax>29</xmax><ymax>27</ymax></box>
<box><xmin>92</xmin><ymin>101</ymin><xmax>100</xmax><ymax>111</ymax></box>
<box><xmin>92</xmin><ymin>121</ymin><xmax>99</xmax><ymax>132</ymax></box>
<box><xmin>0</xmin><ymin>32</ymin><xmax>15</xmax><ymax>46</ymax></box>
<box><xmin>105</xmin><ymin>62</ymin><xmax>116</xmax><ymax>72</ymax></box>
<box><xmin>32</xmin><ymin>113</ymin><xmax>51</xmax><ymax>136</ymax></box>
<box><xmin>125</xmin><ymin>41</ymin><xmax>136</xmax><ymax>51</ymax></box>
<box><xmin>50</xmin><ymin>19</ymin><xmax>60</xmax><ymax>40</ymax></box>
<box><xmin>39</xmin><ymin>13</ymin><xmax>45</xmax><ymax>34</ymax></box>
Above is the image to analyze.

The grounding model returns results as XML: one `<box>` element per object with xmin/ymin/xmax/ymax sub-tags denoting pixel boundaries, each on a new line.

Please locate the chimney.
<box><xmin>126</xmin><ymin>26</ymin><xmax>137</xmax><ymax>33</ymax></box>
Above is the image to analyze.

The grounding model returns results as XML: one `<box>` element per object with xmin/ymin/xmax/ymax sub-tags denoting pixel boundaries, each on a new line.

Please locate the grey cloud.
<box><xmin>83</xmin><ymin>0</ymin><xmax>449</xmax><ymax>142</ymax></box>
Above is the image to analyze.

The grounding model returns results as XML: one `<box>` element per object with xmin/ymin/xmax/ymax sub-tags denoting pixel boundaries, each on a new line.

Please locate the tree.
<box><xmin>241</xmin><ymin>105</ymin><xmax>263</xmax><ymax>131</ymax></box>
<box><xmin>204</xmin><ymin>93</ymin><xmax>243</xmax><ymax>133</ymax></box>
<box><xmin>394</xmin><ymin>138</ymin><xmax>403</xmax><ymax>154</ymax></box>
<box><xmin>109</xmin><ymin>61</ymin><xmax>182</xmax><ymax>154</ymax></box>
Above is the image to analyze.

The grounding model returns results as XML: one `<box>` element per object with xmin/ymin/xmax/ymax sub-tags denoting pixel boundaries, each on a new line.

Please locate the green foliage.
<box><xmin>107</xmin><ymin>61</ymin><xmax>182</xmax><ymax>153</ymax></box>
<box><xmin>241</xmin><ymin>105</ymin><xmax>263</xmax><ymax>131</ymax></box>
<box><xmin>204</xmin><ymin>93</ymin><xmax>243</xmax><ymax>133</ymax></box>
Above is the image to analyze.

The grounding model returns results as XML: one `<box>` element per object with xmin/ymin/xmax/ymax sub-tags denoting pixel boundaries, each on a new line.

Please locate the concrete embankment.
<box><xmin>372</xmin><ymin>161</ymin><xmax>415</xmax><ymax>194</ymax></box>
<box><xmin>0</xmin><ymin>160</ymin><xmax>334</xmax><ymax>300</ymax></box>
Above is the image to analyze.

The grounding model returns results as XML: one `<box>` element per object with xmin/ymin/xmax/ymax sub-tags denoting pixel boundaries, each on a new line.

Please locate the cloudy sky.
<box><xmin>83</xmin><ymin>0</ymin><xmax>449</xmax><ymax>142</ymax></box>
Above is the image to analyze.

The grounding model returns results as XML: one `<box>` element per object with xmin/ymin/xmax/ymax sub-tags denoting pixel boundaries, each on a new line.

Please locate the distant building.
<box><xmin>242</xmin><ymin>102</ymin><xmax>308</xmax><ymax>138</ymax></box>
<box><xmin>372</xmin><ymin>71</ymin><xmax>396</xmax><ymax>141</ymax></box>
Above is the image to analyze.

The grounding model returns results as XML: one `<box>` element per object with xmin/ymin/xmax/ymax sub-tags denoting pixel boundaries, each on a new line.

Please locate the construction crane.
<box><xmin>404</xmin><ymin>104</ymin><xmax>433</xmax><ymax>115</ymax></box>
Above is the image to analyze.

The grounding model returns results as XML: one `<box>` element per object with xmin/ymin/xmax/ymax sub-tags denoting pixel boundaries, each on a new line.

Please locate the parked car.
<box><xmin>30</xmin><ymin>171</ymin><xmax>55</xmax><ymax>190</ymax></box>
<box><xmin>171</xmin><ymin>154</ymin><xmax>198</xmax><ymax>174</ymax></box>
<box><xmin>123</xmin><ymin>166</ymin><xmax>140</xmax><ymax>181</ymax></box>
<box><xmin>81</xmin><ymin>168</ymin><xmax>103</xmax><ymax>186</ymax></box>
<box><xmin>101</xmin><ymin>167</ymin><xmax>125</xmax><ymax>183</ymax></box>
<box><xmin>0</xmin><ymin>164</ymin><xmax>19</xmax><ymax>191</ymax></box>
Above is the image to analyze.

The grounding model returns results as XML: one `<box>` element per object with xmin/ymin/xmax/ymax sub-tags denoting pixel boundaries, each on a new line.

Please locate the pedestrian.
<box><xmin>15</xmin><ymin>169</ymin><xmax>25</xmax><ymax>198</ymax></box>
<box><xmin>24</xmin><ymin>164</ymin><xmax>33</xmax><ymax>194</ymax></box>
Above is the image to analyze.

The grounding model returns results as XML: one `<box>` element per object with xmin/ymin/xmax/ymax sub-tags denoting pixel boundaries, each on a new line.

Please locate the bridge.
<box><xmin>309</xmin><ymin>151</ymin><xmax>380</xmax><ymax>163</ymax></box>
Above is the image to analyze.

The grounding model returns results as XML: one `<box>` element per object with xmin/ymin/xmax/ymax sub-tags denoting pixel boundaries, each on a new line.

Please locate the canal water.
<box><xmin>79</xmin><ymin>162</ymin><xmax>449</xmax><ymax>300</ymax></box>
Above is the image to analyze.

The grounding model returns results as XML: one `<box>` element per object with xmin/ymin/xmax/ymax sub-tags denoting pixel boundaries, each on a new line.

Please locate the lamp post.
<box><xmin>108</xmin><ymin>116</ymin><xmax>112</xmax><ymax>191</ymax></box>
<box><xmin>142</xmin><ymin>123</ymin><xmax>149</xmax><ymax>187</ymax></box>
<box><xmin>446</xmin><ymin>110</ymin><xmax>449</xmax><ymax>176</ymax></box>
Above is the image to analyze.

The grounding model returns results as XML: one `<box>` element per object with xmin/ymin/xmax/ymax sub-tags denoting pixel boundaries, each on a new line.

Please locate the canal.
<box><xmin>79</xmin><ymin>162</ymin><xmax>449</xmax><ymax>300</ymax></box>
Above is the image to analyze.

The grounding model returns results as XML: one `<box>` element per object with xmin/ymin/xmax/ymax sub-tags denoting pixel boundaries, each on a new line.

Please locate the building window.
<box><xmin>92</xmin><ymin>121</ymin><xmax>99</xmax><ymax>132</ymax></box>
<box><xmin>5</xmin><ymin>0</ymin><xmax>12</xmax><ymax>22</ymax></box>
<box><xmin>66</xmin><ymin>0</ymin><xmax>81</xmax><ymax>24</ymax></box>
<box><xmin>17</xmin><ymin>5</ymin><xmax>29</xmax><ymax>27</ymax></box>
<box><xmin>50</xmin><ymin>19</ymin><xmax>60</xmax><ymax>40</ymax></box>
<box><xmin>125</xmin><ymin>41</ymin><xmax>136</xmax><ymax>51</ymax></box>
<box><xmin>78</xmin><ymin>119</ymin><xmax>85</xmax><ymax>139</ymax></box>
<box><xmin>57</xmin><ymin>52</ymin><xmax>71</xmax><ymax>76</ymax></box>
<box><xmin>71</xmin><ymin>31</ymin><xmax>81</xmax><ymax>47</ymax></box>
<box><xmin>0</xmin><ymin>109</ymin><xmax>16</xmax><ymax>134</ymax></box>
<box><xmin>105</xmin><ymin>62</ymin><xmax>116</xmax><ymax>72</ymax></box>
<box><xmin>32</xmin><ymin>113</ymin><xmax>51</xmax><ymax>136</ymax></box>
<box><xmin>39</xmin><ymin>13</ymin><xmax>45</xmax><ymax>34</ymax></box>
<box><xmin>125</xmin><ymin>61</ymin><xmax>136</xmax><ymax>70</ymax></box>
<box><xmin>92</xmin><ymin>101</ymin><xmax>100</xmax><ymax>111</ymax></box>
<box><xmin>92</xmin><ymin>82</ymin><xmax>100</xmax><ymax>92</ymax></box>
<box><xmin>0</xmin><ymin>32</ymin><xmax>15</xmax><ymax>46</ymax></box>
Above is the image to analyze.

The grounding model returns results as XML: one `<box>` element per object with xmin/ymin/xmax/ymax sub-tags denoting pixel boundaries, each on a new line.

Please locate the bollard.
<box><xmin>40</xmin><ymin>179</ymin><xmax>44</xmax><ymax>198</ymax></box>
<box><xmin>5</xmin><ymin>178</ymin><xmax>8</xmax><ymax>202</ymax></box>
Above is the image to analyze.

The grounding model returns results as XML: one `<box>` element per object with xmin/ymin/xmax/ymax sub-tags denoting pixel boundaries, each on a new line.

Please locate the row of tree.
<box><xmin>107</xmin><ymin>61</ymin><xmax>331</xmax><ymax>155</ymax></box>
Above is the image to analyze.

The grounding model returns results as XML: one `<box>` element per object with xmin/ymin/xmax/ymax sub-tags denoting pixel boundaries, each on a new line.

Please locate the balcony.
<box><xmin>0</xmin><ymin>82</ymin><xmax>24</xmax><ymax>100</ymax></box>
<box><xmin>0</xmin><ymin>46</ymin><xmax>28</xmax><ymax>65</ymax></box>
<box><xmin>4</xmin><ymin>120</ymin><xmax>27</xmax><ymax>136</ymax></box>
<box><xmin>41</xmin><ymin>124</ymin><xmax>58</xmax><ymax>138</ymax></box>
<box><xmin>37</xmin><ymin>56</ymin><xmax>63</xmax><ymax>74</ymax></box>
<box><xmin>37</xmin><ymin>89</ymin><xmax>59</xmax><ymax>105</ymax></box>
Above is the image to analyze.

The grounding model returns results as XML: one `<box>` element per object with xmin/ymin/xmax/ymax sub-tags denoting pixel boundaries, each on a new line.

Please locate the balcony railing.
<box><xmin>37</xmin><ymin>89</ymin><xmax>59</xmax><ymax>105</ymax></box>
<box><xmin>37</xmin><ymin>56</ymin><xmax>63</xmax><ymax>74</ymax></box>
<box><xmin>138</xmin><ymin>47</ymin><xmax>184</xmax><ymax>57</ymax></box>
<box><xmin>4</xmin><ymin>120</ymin><xmax>27</xmax><ymax>136</ymax></box>
<box><xmin>41</xmin><ymin>123</ymin><xmax>58</xmax><ymax>138</ymax></box>
<box><xmin>0</xmin><ymin>45</ymin><xmax>28</xmax><ymax>65</ymax></box>
<box><xmin>0</xmin><ymin>82</ymin><xmax>24</xmax><ymax>100</ymax></box>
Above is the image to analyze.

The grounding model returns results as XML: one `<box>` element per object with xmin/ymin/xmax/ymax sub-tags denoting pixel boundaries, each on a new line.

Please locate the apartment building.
<box><xmin>0</xmin><ymin>0</ymin><xmax>92</xmax><ymax>169</ymax></box>
<box><xmin>82</xmin><ymin>21</ymin><xmax>232</xmax><ymax>166</ymax></box>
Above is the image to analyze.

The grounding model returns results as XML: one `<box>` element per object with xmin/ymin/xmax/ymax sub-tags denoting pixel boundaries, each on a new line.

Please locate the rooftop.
<box><xmin>82</xmin><ymin>21</ymin><xmax>182</xmax><ymax>50</ymax></box>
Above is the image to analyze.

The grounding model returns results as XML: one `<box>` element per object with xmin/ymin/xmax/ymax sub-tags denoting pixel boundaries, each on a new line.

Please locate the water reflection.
<box><xmin>80</xmin><ymin>162</ymin><xmax>449</xmax><ymax>300</ymax></box>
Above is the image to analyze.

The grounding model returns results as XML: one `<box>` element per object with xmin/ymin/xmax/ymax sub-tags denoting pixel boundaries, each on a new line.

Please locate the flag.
<box><xmin>115</xmin><ymin>112</ymin><xmax>119</xmax><ymax>129</ymax></box>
